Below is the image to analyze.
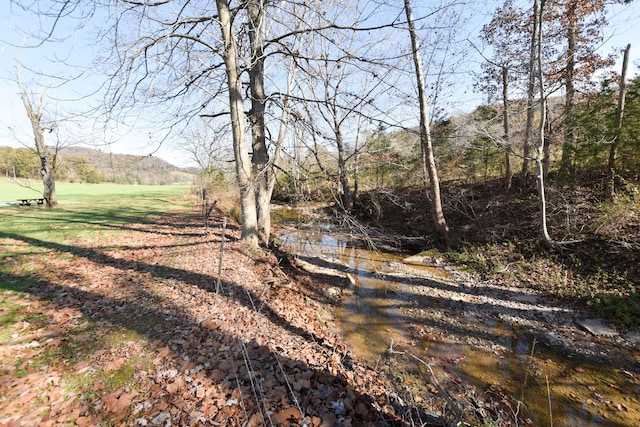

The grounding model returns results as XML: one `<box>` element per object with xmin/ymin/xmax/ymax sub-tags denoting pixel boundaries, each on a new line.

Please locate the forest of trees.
<box><xmin>0</xmin><ymin>146</ymin><xmax>195</xmax><ymax>185</ymax></box>
<box><xmin>8</xmin><ymin>0</ymin><xmax>638</xmax><ymax>247</ymax></box>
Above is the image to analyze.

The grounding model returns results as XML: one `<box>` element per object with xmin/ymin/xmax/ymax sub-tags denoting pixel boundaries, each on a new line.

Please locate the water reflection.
<box><xmin>279</xmin><ymin>221</ymin><xmax>640</xmax><ymax>427</ymax></box>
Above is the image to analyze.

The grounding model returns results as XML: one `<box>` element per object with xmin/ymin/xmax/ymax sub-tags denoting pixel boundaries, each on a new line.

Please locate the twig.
<box><xmin>215</xmin><ymin>217</ymin><xmax>226</xmax><ymax>299</ymax></box>
<box><xmin>546</xmin><ymin>375</ymin><xmax>553</xmax><ymax>427</ymax></box>
<box><xmin>407</xmin><ymin>352</ymin><xmax>468</xmax><ymax>425</ymax></box>
<box><xmin>496</xmin><ymin>262</ymin><xmax>513</xmax><ymax>273</ymax></box>
<box><xmin>521</xmin><ymin>338</ymin><xmax>537</xmax><ymax>402</ymax></box>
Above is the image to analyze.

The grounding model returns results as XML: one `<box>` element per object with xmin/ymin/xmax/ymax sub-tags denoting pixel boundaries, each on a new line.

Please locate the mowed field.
<box><xmin>0</xmin><ymin>177</ymin><xmax>193</xmax><ymax>204</ymax></box>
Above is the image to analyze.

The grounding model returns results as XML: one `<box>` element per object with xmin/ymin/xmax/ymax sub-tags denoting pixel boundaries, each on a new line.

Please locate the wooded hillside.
<box><xmin>0</xmin><ymin>146</ymin><xmax>197</xmax><ymax>185</ymax></box>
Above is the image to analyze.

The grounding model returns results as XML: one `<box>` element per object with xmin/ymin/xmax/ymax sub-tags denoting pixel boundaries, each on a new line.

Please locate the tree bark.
<box><xmin>560</xmin><ymin>0</ymin><xmax>577</xmax><ymax>178</ymax></box>
<box><xmin>606</xmin><ymin>43</ymin><xmax>630</xmax><ymax>199</ymax></box>
<box><xmin>335</xmin><ymin>125</ymin><xmax>352</xmax><ymax>212</ymax></box>
<box><xmin>404</xmin><ymin>0</ymin><xmax>452</xmax><ymax>247</ymax></box>
<box><xmin>535</xmin><ymin>0</ymin><xmax>554</xmax><ymax>249</ymax></box>
<box><xmin>216</xmin><ymin>0</ymin><xmax>259</xmax><ymax>248</ymax></box>
<box><xmin>247</xmin><ymin>0</ymin><xmax>271</xmax><ymax>246</ymax></box>
<box><xmin>521</xmin><ymin>0</ymin><xmax>538</xmax><ymax>181</ymax></box>
<box><xmin>502</xmin><ymin>66</ymin><xmax>512</xmax><ymax>192</ymax></box>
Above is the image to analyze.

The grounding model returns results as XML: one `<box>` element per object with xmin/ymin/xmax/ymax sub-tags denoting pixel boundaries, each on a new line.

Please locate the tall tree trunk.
<box><xmin>216</xmin><ymin>0</ymin><xmax>259</xmax><ymax>248</ymax></box>
<box><xmin>543</xmin><ymin>108</ymin><xmax>552</xmax><ymax>179</ymax></box>
<box><xmin>521</xmin><ymin>0</ymin><xmax>539</xmax><ymax>181</ymax></box>
<box><xmin>352</xmin><ymin>111</ymin><xmax>365</xmax><ymax>207</ymax></box>
<box><xmin>606</xmin><ymin>43</ymin><xmax>630</xmax><ymax>199</ymax></box>
<box><xmin>247</xmin><ymin>0</ymin><xmax>271</xmax><ymax>246</ymax></box>
<box><xmin>404</xmin><ymin>0</ymin><xmax>452</xmax><ymax>247</ymax></box>
<box><xmin>535</xmin><ymin>0</ymin><xmax>554</xmax><ymax>249</ymax></box>
<box><xmin>335</xmin><ymin>126</ymin><xmax>352</xmax><ymax>212</ymax></box>
<box><xmin>502</xmin><ymin>66</ymin><xmax>512</xmax><ymax>192</ymax></box>
<box><xmin>560</xmin><ymin>0</ymin><xmax>577</xmax><ymax>178</ymax></box>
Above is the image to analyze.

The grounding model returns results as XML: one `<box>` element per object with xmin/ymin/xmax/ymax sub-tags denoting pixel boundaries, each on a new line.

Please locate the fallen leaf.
<box><xmin>166</xmin><ymin>378</ymin><xmax>184</xmax><ymax>395</ymax></box>
<box><xmin>271</xmin><ymin>407</ymin><xmax>301</xmax><ymax>424</ymax></box>
<box><xmin>103</xmin><ymin>391</ymin><xmax>138</xmax><ymax>414</ymax></box>
<box><xmin>103</xmin><ymin>357</ymin><xmax>126</xmax><ymax>372</ymax></box>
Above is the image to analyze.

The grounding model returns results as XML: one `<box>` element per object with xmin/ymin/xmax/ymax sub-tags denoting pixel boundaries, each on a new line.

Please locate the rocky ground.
<box><xmin>382</xmin><ymin>257</ymin><xmax>640</xmax><ymax>426</ymax></box>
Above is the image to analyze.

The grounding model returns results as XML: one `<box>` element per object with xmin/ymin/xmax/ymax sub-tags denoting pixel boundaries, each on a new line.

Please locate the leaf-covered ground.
<box><xmin>0</xmin><ymin>205</ymin><xmax>411</xmax><ymax>426</ymax></box>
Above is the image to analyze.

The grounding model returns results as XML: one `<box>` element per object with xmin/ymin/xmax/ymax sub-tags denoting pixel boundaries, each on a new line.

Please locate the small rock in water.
<box><xmin>576</xmin><ymin>319</ymin><xmax>618</xmax><ymax>337</ymax></box>
<box><xmin>513</xmin><ymin>294</ymin><xmax>538</xmax><ymax>304</ymax></box>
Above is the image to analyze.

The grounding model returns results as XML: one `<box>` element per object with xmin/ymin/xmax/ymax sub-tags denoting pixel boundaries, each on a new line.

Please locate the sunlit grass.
<box><xmin>0</xmin><ymin>180</ymin><xmax>193</xmax><ymax>242</ymax></box>
<box><xmin>1</xmin><ymin>177</ymin><xmax>192</xmax><ymax>203</ymax></box>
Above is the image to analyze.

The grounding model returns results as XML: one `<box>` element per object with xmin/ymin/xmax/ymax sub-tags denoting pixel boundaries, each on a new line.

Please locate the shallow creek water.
<box><xmin>276</xmin><ymin>213</ymin><xmax>640</xmax><ymax>426</ymax></box>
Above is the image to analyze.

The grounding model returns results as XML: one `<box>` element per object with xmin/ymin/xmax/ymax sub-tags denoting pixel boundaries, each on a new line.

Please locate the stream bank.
<box><xmin>273</xmin><ymin>205</ymin><xmax>640</xmax><ymax>426</ymax></box>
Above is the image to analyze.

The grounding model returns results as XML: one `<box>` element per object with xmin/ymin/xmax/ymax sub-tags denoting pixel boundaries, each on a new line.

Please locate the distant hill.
<box><xmin>0</xmin><ymin>145</ymin><xmax>198</xmax><ymax>185</ymax></box>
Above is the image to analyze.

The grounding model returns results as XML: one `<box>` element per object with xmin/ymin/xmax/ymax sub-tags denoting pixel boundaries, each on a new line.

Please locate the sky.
<box><xmin>0</xmin><ymin>1</ymin><xmax>194</xmax><ymax>167</ymax></box>
<box><xmin>1</xmin><ymin>0</ymin><xmax>639</xmax><ymax>169</ymax></box>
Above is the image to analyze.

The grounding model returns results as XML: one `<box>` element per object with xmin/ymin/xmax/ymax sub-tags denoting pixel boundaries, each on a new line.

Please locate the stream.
<box><xmin>275</xmin><ymin>209</ymin><xmax>640</xmax><ymax>426</ymax></box>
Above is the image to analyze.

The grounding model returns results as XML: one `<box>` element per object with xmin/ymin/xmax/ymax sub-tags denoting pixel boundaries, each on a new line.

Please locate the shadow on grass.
<box><xmin>2</xmin><ymin>206</ymin><xmax>240</xmax><ymax>239</ymax></box>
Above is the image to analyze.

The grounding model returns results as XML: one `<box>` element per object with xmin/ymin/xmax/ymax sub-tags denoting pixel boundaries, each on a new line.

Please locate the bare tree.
<box><xmin>522</xmin><ymin>0</ymin><xmax>539</xmax><ymax>180</ymax></box>
<box><xmin>403</xmin><ymin>0</ymin><xmax>452</xmax><ymax>246</ymax></box>
<box><xmin>181</xmin><ymin>121</ymin><xmax>232</xmax><ymax>175</ymax></box>
<box><xmin>475</xmin><ymin>0</ymin><xmax>531</xmax><ymax>190</ymax></box>
<box><xmin>216</xmin><ymin>0</ymin><xmax>260</xmax><ymax>247</ymax></box>
<box><xmin>91</xmin><ymin>0</ymin><xmax>269</xmax><ymax>246</ymax></box>
<box><xmin>534</xmin><ymin>0</ymin><xmax>554</xmax><ymax>248</ymax></box>
<box><xmin>16</xmin><ymin>52</ymin><xmax>58</xmax><ymax>207</ymax></box>
<box><xmin>277</xmin><ymin>0</ymin><xmax>399</xmax><ymax>213</ymax></box>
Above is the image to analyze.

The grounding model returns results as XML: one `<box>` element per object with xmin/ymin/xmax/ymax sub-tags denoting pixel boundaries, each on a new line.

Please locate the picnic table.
<box><xmin>18</xmin><ymin>198</ymin><xmax>46</xmax><ymax>206</ymax></box>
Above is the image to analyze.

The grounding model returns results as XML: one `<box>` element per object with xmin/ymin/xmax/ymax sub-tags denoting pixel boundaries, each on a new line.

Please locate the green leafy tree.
<box><xmin>11</xmin><ymin>148</ymin><xmax>40</xmax><ymax>179</ymax></box>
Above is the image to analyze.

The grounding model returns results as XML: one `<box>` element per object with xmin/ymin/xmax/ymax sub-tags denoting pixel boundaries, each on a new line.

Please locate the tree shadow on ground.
<box><xmin>0</xmin><ymin>274</ymin><xmax>410</xmax><ymax>425</ymax></box>
<box><xmin>274</xmin><ymin>237</ymin><xmax>640</xmax><ymax>427</ymax></box>
<box><xmin>0</xmin><ymin>231</ymin><xmax>426</xmax><ymax>426</ymax></box>
<box><xmin>2</xmin><ymin>208</ymin><xmax>240</xmax><ymax>238</ymax></box>
<box><xmin>1</xmin><ymin>231</ymin><xmax>338</xmax><ymax>356</ymax></box>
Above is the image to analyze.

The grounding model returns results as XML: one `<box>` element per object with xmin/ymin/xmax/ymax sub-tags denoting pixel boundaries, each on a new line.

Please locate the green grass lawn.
<box><xmin>0</xmin><ymin>177</ymin><xmax>192</xmax><ymax>203</ymax></box>
<box><xmin>0</xmin><ymin>178</ymin><xmax>194</xmax><ymax>245</ymax></box>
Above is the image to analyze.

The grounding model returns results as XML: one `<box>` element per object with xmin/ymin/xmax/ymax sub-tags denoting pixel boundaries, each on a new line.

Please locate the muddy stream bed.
<box><xmin>275</xmin><ymin>208</ymin><xmax>640</xmax><ymax>426</ymax></box>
